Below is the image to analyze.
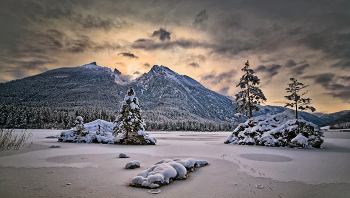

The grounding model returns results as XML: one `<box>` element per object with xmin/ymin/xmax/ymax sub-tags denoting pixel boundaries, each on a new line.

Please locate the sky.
<box><xmin>0</xmin><ymin>0</ymin><xmax>350</xmax><ymax>113</ymax></box>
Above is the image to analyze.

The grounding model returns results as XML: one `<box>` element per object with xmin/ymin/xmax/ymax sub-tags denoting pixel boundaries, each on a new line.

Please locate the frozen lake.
<box><xmin>1</xmin><ymin>130</ymin><xmax>349</xmax><ymax>197</ymax></box>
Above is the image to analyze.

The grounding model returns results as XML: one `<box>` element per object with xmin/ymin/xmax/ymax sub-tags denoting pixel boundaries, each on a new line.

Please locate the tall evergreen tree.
<box><xmin>285</xmin><ymin>78</ymin><xmax>315</xmax><ymax>119</ymax></box>
<box><xmin>113</xmin><ymin>87</ymin><xmax>145</xmax><ymax>139</ymax></box>
<box><xmin>235</xmin><ymin>60</ymin><xmax>267</xmax><ymax>118</ymax></box>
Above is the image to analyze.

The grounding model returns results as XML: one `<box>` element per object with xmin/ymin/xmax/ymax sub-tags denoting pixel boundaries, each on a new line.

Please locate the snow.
<box><xmin>1</xmin><ymin>129</ymin><xmax>350</xmax><ymax>197</ymax></box>
<box><xmin>225</xmin><ymin>110</ymin><xmax>324</xmax><ymax>148</ymax></box>
<box><xmin>58</xmin><ymin>119</ymin><xmax>156</xmax><ymax>144</ymax></box>
<box><xmin>125</xmin><ymin>161</ymin><xmax>140</xmax><ymax>169</ymax></box>
<box><xmin>131</xmin><ymin>158</ymin><xmax>208</xmax><ymax>188</ymax></box>
<box><xmin>119</xmin><ymin>153</ymin><xmax>129</xmax><ymax>158</ymax></box>
<box><xmin>291</xmin><ymin>133</ymin><xmax>309</xmax><ymax>147</ymax></box>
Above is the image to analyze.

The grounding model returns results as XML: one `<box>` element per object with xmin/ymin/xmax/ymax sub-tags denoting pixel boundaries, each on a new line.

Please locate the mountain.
<box><xmin>0</xmin><ymin>63</ymin><xmax>238</xmax><ymax>123</ymax></box>
<box><xmin>0</xmin><ymin>62</ymin><xmax>332</xmax><ymax>125</ymax></box>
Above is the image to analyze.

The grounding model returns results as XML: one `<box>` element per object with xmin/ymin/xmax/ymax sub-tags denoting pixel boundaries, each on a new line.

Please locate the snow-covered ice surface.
<box><xmin>0</xmin><ymin>129</ymin><xmax>350</xmax><ymax>197</ymax></box>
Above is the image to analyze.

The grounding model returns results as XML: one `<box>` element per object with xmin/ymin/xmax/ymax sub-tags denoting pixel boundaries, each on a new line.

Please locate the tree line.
<box><xmin>0</xmin><ymin>103</ymin><xmax>237</xmax><ymax>131</ymax></box>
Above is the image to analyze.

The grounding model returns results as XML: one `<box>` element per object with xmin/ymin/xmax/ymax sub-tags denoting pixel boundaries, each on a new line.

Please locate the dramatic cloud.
<box><xmin>290</xmin><ymin>63</ymin><xmax>310</xmax><ymax>76</ymax></box>
<box><xmin>132</xmin><ymin>39</ymin><xmax>210</xmax><ymax>50</ymax></box>
<box><xmin>256</xmin><ymin>64</ymin><xmax>281</xmax><ymax>77</ymax></box>
<box><xmin>304</xmin><ymin>73</ymin><xmax>335</xmax><ymax>88</ymax></box>
<box><xmin>193</xmin><ymin>10</ymin><xmax>209</xmax><ymax>30</ymax></box>
<box><xmin>118</xmin><ymin>52</ymin><xmax>139</xmax><ymax>59</ymax></box>
<box><xmin>115</xmin><ymin>62</ymin><xmax>126</xmax><ymax>67</ymax></box>
<box><xmin>201</xmin><ymin>69</ymin><xmax>237</xmax><ymax>85</ymax></box>
<box><xmin>188</xmin><ymin>62</ymin><xmax>200</xmax><ymax>68</ymax></box>
<box><xmin>151</xmin><ymin>28</ymin><xmax>171</xmax><ymax>41</ymax></box>
<box><xmin>67</xmin><ymin>35</ymin><xmax>94</xmax><ymax>53</ymax></box>
<box><xmin>332</xmin><ymin>59</ymin><xmax>350</xmax><ymax>69</ymax></box>
<box><xmin>303</xmin><ymin>73</ymin><xmax>350</xmax><ymax>101</ymax></box>
<box><xmin>73</xmin><ymin>14</ymin><xmax>129</xmax><ymax>31</ymax></box>
<box><xmin>218</xmin><ymin>87</ymin><xmax>230</xmax><ymax>95</ymax></box>
<box><xmin>1</xmin><ymin>0</ymin><xmax>350</xmax><ymax>112</ymax></box>
<box><xmin>255</xmin><ymin>64</ymin><xmax>282</xmax><ymax>84</ymax></box>
<box><xmin>284</xmin><ymin>60</ymin><xmax>297</xmax><ymax>68</ymax></box>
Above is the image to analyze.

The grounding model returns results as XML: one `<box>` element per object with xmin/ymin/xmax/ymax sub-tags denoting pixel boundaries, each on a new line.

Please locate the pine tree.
<box><xmin>235</xmin><ymin>60</ymin><xmax>267</xmax><ymax>118</ymax></box>
<box><xmin>113</xmin><ymin>87</ymin><xmax>146</xmax><ymax>140</ymax></box>
<box><xmin>74</xmin><ymin>116</ymin><xmax>84</xmax><ymax>135</ymax></box>
<box><xmin>285</xmin><ymin>78</ymin><xmax>315</xmax><ymax>119</ymax></box>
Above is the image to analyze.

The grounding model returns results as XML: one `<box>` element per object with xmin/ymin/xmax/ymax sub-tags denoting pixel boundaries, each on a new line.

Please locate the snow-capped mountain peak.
<box><xmin>79</xmin><ymin>62</ymin><xmax>112</xmax><ymax>73</ymax></box>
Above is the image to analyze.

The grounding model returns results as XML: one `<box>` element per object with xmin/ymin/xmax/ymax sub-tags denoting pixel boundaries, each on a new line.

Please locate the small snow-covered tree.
<box><xmin>113</xmin><ymin>87</ymin><xmax>145</xmax><ymax>139</ymax></box>
<box><xmin>285</xmin><ymin>78</ymin><xmax>315</xmax><ymax>119</ymax></box>
<box><xmin>74</xmin><ymin>116</ymin><xmax>84</xmax><ymax>135</ymax></box>
<box><xmin>235</xmin><ymin>60</ymin><xmax>267</xmax><ymax>118</ymax></box>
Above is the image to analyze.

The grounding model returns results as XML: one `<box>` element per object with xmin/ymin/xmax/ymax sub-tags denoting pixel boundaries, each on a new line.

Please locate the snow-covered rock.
<box><xmin>131</xmin><ymin>158</ymin><xmax>208</xmax><ymax>188</ymax></box>
<box><xmin>58</xmin><ymin>119</ymin><xmax>156</xmax><ymax>145</ymax></box>
<box><xmin>126</xmin><ymin>161</ymin><xmax>140</xmax><ymax>169</ymax></box>
<box><xmin>224</xmin><ymin>110</ymin><xmax>324</xmax><ymax>148</ymax></box>
<box><xmin>119</xmin><ymin>153</ymin><xmax>129</xmax><ymax>158</ymax></box>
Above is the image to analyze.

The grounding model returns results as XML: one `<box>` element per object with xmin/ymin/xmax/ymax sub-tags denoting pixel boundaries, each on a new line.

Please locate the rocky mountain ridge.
<box><xmin>0</xmin><ymin>62</ymin><xmax>340</xmax><ymax>125</ymax></box>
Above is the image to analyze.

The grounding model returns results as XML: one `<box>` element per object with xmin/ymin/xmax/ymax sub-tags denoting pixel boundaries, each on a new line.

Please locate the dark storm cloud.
<box><xmin>303</xmin><ymin>73</ymin><xmax>350</xmax><ymax>101</ymax></box>
<box><xmin>67</xmin><ymin>35</ymin><xmax>94</xmax><ymax>53</ymax></box>
<box><xmin>328</xmin><ymin>91</ymin><xmax>350</xmax><ymax>102</ymax></box>
<box><xmin>193</xmin><ymin>10</ymin><xmax>209</xmax><ymax>30</ymax></box>
<box><xmin>256</xmin><ymin>64</ymin><xmax>281</xmax><ymax>77</ymax></box>
<box><xmin>3</xmin><ymin>58</ymin><xmax>57</xmax><ymax>80</ymax></box>
<box><xmin>284</xmin><ymin>60</ymin><xmax>297</xmax><ymax>68</ymax></box>
<box><xmin>218</xmin><ymin>87</ymin><xmax>230</xmax><ymax>95</ymax></box>
<box><xmin>132</xmin><ymin>39</ymin><xmax>210</xmax><ymax>50</ymax></box>
<box><xmin>303</xmin><ymin>73</ymin><xmax>335</xmax><ymax>88</ymax></box>
<box><xmin>340</xmin><ymin>76</ymin><xmax>350</xmax><ymax>81</ymax></box>
<box><xmin>73</xmin><ymin>14</ymin><xmax>129</xmax><ymax>31</ymax></box>
<box><xmin>200</xmin><ymin>70</ymin><xmax>237</xmax><ymax>85</ymax></box>
<box><xmin>143</xmin><ymin>62</ymin><xmax>151</xmax><ymax>67</ymax></box>
<box><xmin>290</xmin><ymin>63</ymin><xmax>310</xmax><ymax>76</ymax></box>
<box><xmin>134</xmin><ymin>71</ymin><xmax>140</xmax><ymax>75</ymax></box>
<box><xmin>135</xmin><ymin>39</ymin><xmax>154</xmax><ymax>43</ymax></box>
<box><xmin>301</xmin><ymin>29</ymin><xmax>350</xmax><ymax>70</ymax></box>
<box><xmin>332</xmin><ymin>59</ymin><xmax>350</xmax><ymax>69</ymax></box>
<box><xmin>255</xmin><ymin>64</ymin><xmax>281</xmax><ymax>84</ymax></box>
<box><xmin>188</xmin><ymin>62</ymin><xmax>200</xmax><ymax>68</ymax></box>
<box><xmin>93</xmin><ymin>42</ymin><xmax>121</xmax><ymax>52</ymax></box>
<box><xmin>115</xmin><ymin>62</ymin><xmax>126</xmax><ymax>67</ymax></box>
<box><xmin>118</xmin><ymin>52</ymin><xmax>139</xmax><ymax>59</ymax></box>
<box><xmin>4</xmin><ymin>58</ymin><xmax>57</xmax><ymax>71</ymax></box>
<box><xmin>151</xmin><ymin>28</ymin><xmax>171</xmax><ymax>41</ymax></box>
<box><xmin>201</xmin><ymin>74</ymin><xmax>215</xmax><ymax>81</ymax></box>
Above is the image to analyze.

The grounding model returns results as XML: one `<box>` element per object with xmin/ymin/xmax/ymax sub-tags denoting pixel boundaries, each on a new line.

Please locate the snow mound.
<box><xmin>119</xmin><ymin>153</ymin><xmax>129</xmax><ymax>158</ymax></box>
<box><xmin>131</xmin><ymin>158</ymin><xmax>208</xmax><ymax>188</ymax></box>
<box><xmin>58</xmin><ymin>119</ymin><xmax>156</xmax><ymax>145</ymax></box>
<box><xmin>224</xmin><ymin>110</ymin><xmax>324</xmax><ymax>148</ymax></box>
<box><xmin>126</xmin><ymin>161</ymin><xmax>140</xmax><ymax>169</ymax></box>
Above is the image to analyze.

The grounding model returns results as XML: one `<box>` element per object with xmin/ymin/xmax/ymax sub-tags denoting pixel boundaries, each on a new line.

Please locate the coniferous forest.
<box><xmin>0</xmin><ymin>103</ymin><xmax>237</xmax><ymax>131</ymax></box>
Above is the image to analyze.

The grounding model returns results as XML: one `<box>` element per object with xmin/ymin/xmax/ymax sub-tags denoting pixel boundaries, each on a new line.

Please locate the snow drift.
<box><xmin>131</xmin><ymin>158</ymin><xmax>208</xmax><ymax>188</ymax></box>
<box><xmin>58</xmin><ymin>119</ymin><xmax>156</xmax><ymax>145</ymax></box>
<box><xmin>224</xmin><ymin>110</ymin><xmax>324</xmax><ymax>148</ymax></box>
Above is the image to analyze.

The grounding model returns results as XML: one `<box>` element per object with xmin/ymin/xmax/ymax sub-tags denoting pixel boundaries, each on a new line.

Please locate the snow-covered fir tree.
<box><xmin>285</xmin><ymin>78</ymin><xmax>315</xmax><ymax>119</ymax></box>
<box><xmin>74</xmin><ymin>116</ymin><xmax>84</xmax><ymax>135</ymax></box>
<box><xmin>113</xmin><ymin>87</ymin><xmax>153</xmax><ymax>144</ymax></box>
<box><xmin>235</xmin><ymin>60</ymin><xmax>267</xmax><ymax>118</ymax></box>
